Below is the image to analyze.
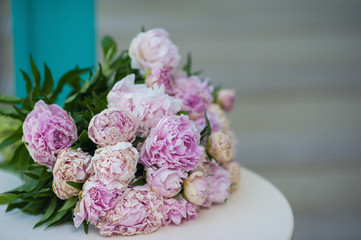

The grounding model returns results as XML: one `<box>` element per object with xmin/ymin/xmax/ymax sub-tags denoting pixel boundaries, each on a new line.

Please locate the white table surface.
<box><xmin>0</xmin><ymin>167</ymin><xmax>294</xmax><ymax>240</ymax></box>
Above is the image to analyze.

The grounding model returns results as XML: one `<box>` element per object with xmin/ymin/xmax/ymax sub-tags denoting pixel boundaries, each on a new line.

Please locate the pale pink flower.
<box><xmin>145</xmin><ymin>63</ymin><xmax>174</xmax><ymax>95</ymax></box>
<box><xmin>217</xmin><ymin>89</ymin><xmax>236</xmax><ymax>112</ymax></box>
<box><xmin>141</xmin><ymin>115</ymin><xmax>202</xmax><ymax>171</ymax></box>
<box><xmin>203</xmin><ymin>162</ymin><xmax>231</xmax><ymax>207</ymax></box>
<box><xmin>129</xmin><ymin>28</ymin><xmax>180</xmax><ymax>74</ymax></box>
<box><xmin>173</xmin><ymin>75</ymin><xmax>214</xmax><ymax>119</ymax></box>
<box><xmin>96</xmin><ymin>186</ymin><xmax>164</xmax><ymax>236</ymax></box>
<box><xmin>162</xmin><ymin>197</ymin><xmax>199</xmax><ymax>226</ymax></box>
<box><xmin>183</xmin><ymin>171</ymin><xmax>209</xmax><ymax>206</ymax></box>
<box><xmin>88</xmin><ymin>108</ymin><xmax>138</xmax><ymax>147</ymax></box>
<box><xmin>89</xmin><ymin>142</ymin><xmax>138</xmax><ymax>189</ymax></box>
<box><xmin>73</xmin><ymin>176</ymin><xmax>123</xmax><ymax>227</ymax></box>
<box><xmin>22</xmin><ymin>100</ymin><xmax>77</xmax><ymax>169</ymax></box>
<box><xmin>146</xmin><ymin>167</ymin><xmax>187</xmax><ymax>198</ymax></box>
<box><xmin>133</xmin><ymin>85</ymin><xmax>182</xmax><ymax>136</ymax></box>
<box><xmin>52</xmin><ymin>148</ymin><xmax>91</xmax><ymax>200</ymax></box>
<box><xmin>107</xmin><ymin>74</ymin><xmax>147</xmax><ymax>111</ymax></box>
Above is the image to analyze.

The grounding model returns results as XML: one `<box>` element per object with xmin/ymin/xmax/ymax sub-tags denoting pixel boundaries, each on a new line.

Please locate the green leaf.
<box><xmin>22</xmin><ymin>90</ymin><xmax>34</xmax><ymax>111</ymax></box>
<box><xmin>131</xmin><ymin>177</ymin><xmax>146</xmax><ymax>187</ymax></box>
<box><xmin>75</xmin><ymin>130</ymin><xmax>96</xmax><ymax>154</ymax></box>
<box><xmin>66</xmin><ymin>181</ymin><xmax>84</xmax><ymax>191</ymax></box>
<box><xmin>83</xmin><ymin>221</ymin><xmax>89</xmax><ymax>234</ymax></box>
<box><xmin>30</xmin><ymin>55</ymin><xmax>41</xmax><ymax>93</ymax></box>
<box><xmin>0</xmin><ymin>193</ymin><xmax>17</xmax><ymax>204</ymax></box>
<box><xmin>212</xmin><ymin>86</ymin><xmax>221</xmax><ymax>101</ymax></box>
<box><xmin>0</xmin><ymin>127</ymin><xmax>22</xmax><ymax>148</ymax></box>
<box><xmin>58</xmin><ymin>197</ymin><xmax>78</xmax><ymax>212</ymax></box>
<box><xmin>51</xmin><ymin>67</ymin><xmax>91</xmax><ymax>102</ymax></box>
<box><xmin>33</xmin><ymin>198</ymin><xmax>58</xmax><ymax>228</ymax></box>
<box><xmin>22</xmin><ymin>199</ymin><xmax>48</xmax><ymax>215</ymax></box>
<box><xmin>6</xmin><ymin>201</ymin><xmax>27</xmax><ymax>212</ymax></box>
<box><xmin>183</xmin><ymin>52</ymin><xmax>192</xmax><ymax>77</ymax></box>
<box><xmin>92</xmin><ymin>92</ymin><xmax>107</xmax><ymax>113</ymax></box>
<box><xmin>46</xmin><ymin>210</ymin><xmax>69</xmax><ymax>228</ymax></box>
<box><xmin>20</xmin><ymin>70</ymin><xmax>32</xmax><ymax>93</ymax></box>
<box><xmin>200</xmin><ymin>112</ymin><xmax>212</xmax><ymax>141</ymax></box>
<box><xmin>141</xmin><ymin>25</ymin><xmax>146</xmax><ymax>32</ymax></box>
<box><xmin>12</xmin><ymin>104</ymin><xmax>27</xmax><ymax>120</ymax></box>
<box><xmin>23</xmin><ymin>170</ymin><xmax>40</xmax><ymax>179</ymax></box>
<box><xmin>102</xmin><ymin>36</ymin><xmax>117</xmax><ymax>61</ymax></box>
<box><xmin>42</xmin><ymin>63</ymin><xmax>54</xmax><ymax>95</ymax></box>
<box><xmin>0</xmin><ymin>94</ymin><xmax>22</xmax><ymax>104</ymax></box>
<box><xmin>0</xmin><ymin>107</ymin><xmax>22</xmax><ymax>119</ymax></box>
<box><xmin>132</xmin><ymin>136</ymin><xmax>146</xmax><ymax>147</ymax></box>
<box><xmin>177</xmin><ymin>111</ymin><xmax>190</xmax><ymax>116</ymax></box>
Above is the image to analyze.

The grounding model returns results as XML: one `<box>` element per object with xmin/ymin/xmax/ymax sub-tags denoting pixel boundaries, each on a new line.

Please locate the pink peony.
<box><xmin>217</xmin><ymin>89</ymin><xmax>236</xmax><ymax>112</ymax></box>
<box><xmin>89</xmin><ymin>142</ymin><xmax>138</xmax><ymax>189</ymax></box>
<box><xmin>162</xmin><ymin>197</ymin><xmax>199</xmax><ymax>226</ymax></box>
<box><xmin>173</xmin><ymin>75</ymin><xmax>214</xmax><ymax>119</ymax></box>
<box><xmin>107</xmin><ymin>74</ymin><xmax>147</xmax><ymax>111</ymax></box>
<box><xmin>96</xmin><ymin>186</ymin><xmax>164</xmax><ymax>236</ymax></box>
<box><xmin>145</xmin><ymin>63</ymin><xmax>174</xmax><ymax>95</ymax></box>
<box><xmin>88</xmin><ymin>108</ymin><xmax>138</xmax><ymax>147</ymax></box>
<box><xmin>129</xmin><ymin>28</ymin><xmax>180</xmax><ymax>74</ymax></box>
<box><xmin>203</xmin><ymin>162</ymin><xmax>231</xmax><ymax>207</ymax></box>
<box><xmin>22</xmin><ymin>100</ymin><xmax>77</xmax><ymax>169</ymax></box>
<box><xmin>73</xmin><ymin>176</ymin><xmax>123</xmax><ymax>227</ymax></box>
<box><xmin>146</xmin><ymin>167</ymin><xmax>187</xmax><ymax>198</ymax></box>
<box><xmin>133</xmin><ymin>85</ymin><xmax>182</xmax><ymax>136</ymax></box>
<box><xmin>52</xmin><ymin>148</ymin><xmax>91</xmax><ymax>200</ymax></box>
<box><xmin>141</xmin><ymin>115</ymin><xmax>202</xmax><ymax>171</ymax></box>
<box><xmin>183</xmin><ymin>171</ymin><xmax>209</xmax><ymax>206</ymax></box>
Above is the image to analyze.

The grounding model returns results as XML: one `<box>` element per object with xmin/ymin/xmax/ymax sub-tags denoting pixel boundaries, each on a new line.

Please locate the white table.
<box><xmin>0</xmin><ymin>168</ymin><xmax>294</xmax><ymax>240</ymax></box>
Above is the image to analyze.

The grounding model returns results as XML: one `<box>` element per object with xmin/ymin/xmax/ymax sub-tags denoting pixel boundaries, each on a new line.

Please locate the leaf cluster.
<box><xmin>0</xmin><ymin>164</ymin><xmax>78</xmax><ymax>229</ymax></box>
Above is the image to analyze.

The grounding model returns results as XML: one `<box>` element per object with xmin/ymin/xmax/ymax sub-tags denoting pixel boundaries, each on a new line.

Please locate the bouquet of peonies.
<box><xmin>0</xmin><ymin>28</ymin><xmax>241</xmax><ymax>236</ymax></box>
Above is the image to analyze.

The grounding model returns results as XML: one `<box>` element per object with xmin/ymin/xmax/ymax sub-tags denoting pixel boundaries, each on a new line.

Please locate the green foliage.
<box><xmin>212</xmin><ymin>86</ymin><xmax>221</xmax><ymax>102</ymax></box>
<box><xmin>132</xmin><ymin>136</ymin><xmax>146</xmax><ymax>148</ymax></box>
<box><xmin>176</xmin><ymin>111</ymin><xmax>190</xmax><ymax>116</ymax></box>
<box><xmin>200</xmin><ymin>112</ymin><xmax>212</xmax><ymax>142</ymax></box>
<box><xmin>0</xmin><ymin>164</ymin><xmax>75</xmax><ymax>228</ymax></box>
<box><xmin>66</xmin><ymin>181</ymin><xmax>84</xmax><ymax>191</ymax></box>
<box><xmin>182</xmin><ymin>53</ymin><xmax>203</xmax><ymax>77</ymax></box>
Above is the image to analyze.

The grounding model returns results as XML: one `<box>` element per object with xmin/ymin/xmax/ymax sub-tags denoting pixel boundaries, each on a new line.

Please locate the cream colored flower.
<box><xmin>207</xmin><ymin>131</ymin><xmax>233</xmax><ymax>163</ymax></box>
<box><xmin>52</xmin><ymin>148</ymin><xmax>91</xmax><ymax>200</ymax></box>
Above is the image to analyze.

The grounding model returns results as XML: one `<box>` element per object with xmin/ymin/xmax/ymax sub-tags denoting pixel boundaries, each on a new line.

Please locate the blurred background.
<box><xmin>1</xmin><ymin>0</ymin><xmax>361</xmax><ymax>239</ymax></box>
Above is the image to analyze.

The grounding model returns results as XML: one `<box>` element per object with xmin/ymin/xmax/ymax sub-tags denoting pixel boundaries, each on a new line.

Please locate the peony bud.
<box><xmin>223</xmin><ymin>161</ymin><xmax>241</xmax><ymax>193</ymax></box>
<box><xmin>207</xmin><ymin>131</ymin><xmax>233</xmax><ymax>163</ymax></box>
<box><xmin>216</xmin><ymin>89</ymin><xmax>236</xmax><ymax>112</ymax></box>
<box><xmin>183</xmin><ymin>171</ymin><xmax>209</xmax><ymax>206</ymax></box>
<box><xmin>146</xmin><ymin>167</ymin><xmax>187</xmax><ymax>198</ymax></box>
<box><xmin>52</xmin><ymin>148</ymin><xmax>91</xmax><ymax>200</ymax></box>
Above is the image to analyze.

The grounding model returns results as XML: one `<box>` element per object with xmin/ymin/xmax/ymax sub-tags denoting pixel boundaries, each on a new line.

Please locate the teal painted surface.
<box><xmin>12</xmin><ymin>0</ymin><xmax>96</xmax><ymax>103</ymax></box>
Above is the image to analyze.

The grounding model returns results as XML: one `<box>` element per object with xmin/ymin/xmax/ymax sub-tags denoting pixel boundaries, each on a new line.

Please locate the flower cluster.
<box><xmin>6</xmin><ymin>28</ymin><xmax>241</xmax><ymax>237</ymax></box>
